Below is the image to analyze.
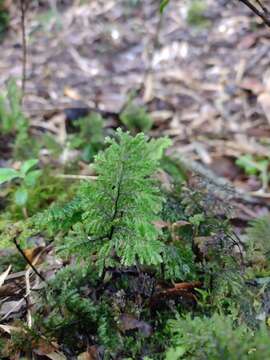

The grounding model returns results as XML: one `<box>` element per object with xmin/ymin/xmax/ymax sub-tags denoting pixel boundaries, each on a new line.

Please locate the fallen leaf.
<box><xmin>0</xmin><ymin>324</ymin><xmax>24</xmax><ymax>334</ymax></box>
<box><xmin>210</xmin><ymin>156</ymin><xmax>241</xmax><ymax>180</ymax></box>
<box><xmin>33</xmin><ymin>338</ymin><xmax>58</xmax><ymax>357</ymax></box>
<box><xmin>173</xmin><ymin>281</ymin><xmax>202</xmax><ymax>291</ymax></box>
<box><xmin>64</xmin><ymin>86</ymin><xmax>81</xmax><ymax>101</ymax></box>
<box><xmin>23</xmin><ymin>246</ymin><xmax>45</xmax><ymax>264</ymax></box>
<box><xmin>0</xmin><ymin>299</ymin><xmax>24</xmax><ymax>318</ymax></box>
<box><xmin>78</xmin><ymin>347</ymin><xmax>99</xmax><ymax>360</ymax></box>
<box><xmin>258</xmin><ymin>92</ymin><xmax>270</xmax><ymax>124</ymax></box>
<box><xmin>0</xmin><ymin>284</ymin><xmax>18</xmax><ymax>298</ymax></box>
<box><xmin>150</xmin><ymin>285</ymin><xmax>197</xmax><ymax>310</ymax></box>
<box><xmin>239</xmin><ymin>77</ymin><xmax>265</xmax><ymax>95</ymax></box>
<box><xmin>0</xmin><ymin>265</ymin><xmax>12</xmax><ymax>287</ymax></box>
<box><xmin>150</xmin><ymin>110</ymin><xmax>173</xmax><ymax>124</ymax></box>
<box><xmin>194</xmin><ymin>236</ymin><xmax>216</xmax><ymax>261</ymax></box>
<box><xmin>119</xmin><ymin>314</ymin><xmax>152</xmax><ymax>336</ymax></box>
<box><xmin>237</xmin><ymin>34</ymin><xmax>257</xmax><ymax>49</ymax></box>
<box><xmin>153</xmin><ymin>220</ymin><xmax>171</xmax><ymax>230</ymax></box>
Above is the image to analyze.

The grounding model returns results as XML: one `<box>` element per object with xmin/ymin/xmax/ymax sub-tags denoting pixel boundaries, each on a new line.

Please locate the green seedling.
<box><xmin>187</xmin><ymin>0</ymin><xmax>210</xmax><ymax>28</ymax></box>
<box><xmin>236</xmin><ymin>154</ymin><xmax>269</xmax><ymax>191</ymax></box>
<box><xmin>0</xmin><ymin>159</ymin><xmax>41</xmax><ymax>207</ymax></box>
<box><xmin>69</xmin><ymin>112</ymin><xmax>104</xmax><ymax>163</ymax></box>
<box><xmin>160</xmin><ymin>0</ymin><xmax>170</xmax><ymax>13</ymax></box>
<box><xmin>120</xmin><ymin>102</ymin><xmax>153</xmax><ymax>133</ymax></box>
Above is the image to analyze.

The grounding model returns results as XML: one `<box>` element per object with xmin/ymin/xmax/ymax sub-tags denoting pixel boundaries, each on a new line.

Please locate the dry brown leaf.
<box><xmin>210</xmin><ymin>157</ymin><xmax>241</xmax><ymax>180</ymax></box>
<box><xmin>173</xmin><ymin>282</ymin><xmax>202</xmax><ymax>291</ymax></box>
<box><xmin>33</xmin><ymin>340</ymin><xmax>56</xmax><ymax>355</ymax></box>
<box><xmin>153</xmin><ymin>220</ymin><xmax>170</xmax><ymax>230</ymax></box>
<box><xmin>0</xmin><ymin>265</ymin><xmax>12</xmax><ymax>287</ymax></box>
<box><xmin>119</xmin><ymin>314</ymin><xmax>152</xmax><ymax>336</ymax></box>
<box><xmin>64</xmin><ymin>86</ymin><xmax>81</xmax><ymax>101</ymax></box>
<box><xmin>239</xmin><ymin>77</ymin><xmax>265</xmax><ymax>95</ymax></box>
<box><xmin>150</xmin><ymin>110</ymin><xmax>173</xmax><ymax>123</ymax></box>
<box><xmin>78</xmin><ymin>348</ymin><xmax>97</xmax><ymax>360</ymax></box>
<box><xmin>23</xmin><ymin>246</ymin><xmax>45</xmax><ymax>264</ymax></box>
<box><xmin>0</xmin><ymin>324</ymin><xmax>23</xmax><ymax>334</ymax></box>
<box><xmin>34</xmin><ymin>344</ymin><xmax>67</xmax><ymax>360</ymax></box>
<box><xmin>0</xmin><ymin>284</ymin><xmax>17</xmax><ymax>298</ymax></box>
<box><xmin>155</xmin><ymin>169</ymin><xmax>172</xmax><ymax>191</ymax></box>
<box><xmin>150</xmin><ymin>282</ymin><xmax>200</xmax><ymax>309</ymax></box>
<box><xmin>0</xmin><ymin>299</ymin><xmax>25</xmax><ymax>319</ymax></box>
<box><xmin>237</xmin><ymin>34</ymin><xmax>257</xmax><ymax>49</ymax></box>
<box><xmin>258</xmin><ymin>92</ymin><xmax>270</xmax><ymax>124</ymax></box>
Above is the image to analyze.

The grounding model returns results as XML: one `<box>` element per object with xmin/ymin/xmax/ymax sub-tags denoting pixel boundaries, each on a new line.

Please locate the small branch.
<box><xmin>25</xmin><ymin>268</ymin><xmax>32</xmax><ymax>328</ymax></box>
<box><xmin>13</xmin><ymin>238</ymin><xmax>46</xmax><ymax>282</ymax></box>
<box><xmin>55</xmin><ymin>174</ymin><xmax>97</xmax><ymax>180</ymax></box>
<box><xmin>144</xmin><ymin>15</ymin><xmax>163</xmax><ymax>101</ymax></box>
<box><xmin>19</xmin><ymin>0</ymin><xmax>30</xmax><ymax>103</ymax></box>
<box><xmin>238</xmin><ymin>0</ymin><xmax>270</xmax><ymax>27</ymax></box>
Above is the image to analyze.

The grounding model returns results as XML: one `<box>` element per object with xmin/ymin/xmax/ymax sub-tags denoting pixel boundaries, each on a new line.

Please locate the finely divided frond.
<box><xmin>67</xmin><ymin>129</ymin><xmax>171</xmax><ymax>270</ymax></box>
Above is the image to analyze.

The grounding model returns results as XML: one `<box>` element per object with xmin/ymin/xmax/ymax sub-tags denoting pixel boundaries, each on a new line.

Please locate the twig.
<box><xmin>143</xmin><ymin>10</ymin><xmax>164</xmax><ymax>102</ymax></box>
<box><xmin>248</xmin><ymin>190</ymin><xmax>270</xmax><ymax>198</ymax></box>
<box><xmin>13</xmin><ymin>238</ymin><xmax>46</xmax><ymax>282</ymax></box>
<box><xmin>55</xmin><ymin>174</ymin><xmax>97</xmax><ymax>180</ymax></box>
<box><xmin>19</xmin><ymin>0</ymin><xmax>30</xmax><ymax>103</ymax></box>
<box><xmin>238</xmin><ymin>0</ymin><xmax>270</xmax><ymax>27</ymax></box>
<box><xmin>25</xmin><ymin>268</ymin><xmax>32</xmax><ymax>328</ymax></box>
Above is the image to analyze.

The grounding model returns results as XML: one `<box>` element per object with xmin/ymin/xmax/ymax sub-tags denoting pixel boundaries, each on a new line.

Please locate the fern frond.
<box><xmin>246</xmin><ymin>215</ymin><xmax>270</xmax><ymax>254</ymax></box>
<box><xmin>57</xmin><ymin>130</ymin><xmax>170</xmax><ymax>270</ymax></box>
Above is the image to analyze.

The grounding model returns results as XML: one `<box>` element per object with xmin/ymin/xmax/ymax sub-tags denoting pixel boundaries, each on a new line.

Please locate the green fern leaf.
<box><xmin>35</xmin><ymin>129</ymin><xmax>171</xmax><ymax>273</ymax></box>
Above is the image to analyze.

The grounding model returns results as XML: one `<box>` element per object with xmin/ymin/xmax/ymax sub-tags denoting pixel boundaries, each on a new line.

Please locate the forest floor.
<box><xmin>1</xmin><ymin>0</ymin><xmax>270</xmax><ymax>207</ymax></box>
<box><xmin>1</xmin><ymin>0</ymin><xmax>270</xmax><ymax>358</ymax></box>
<box><xmin>0</xmin><ymin>0</ymin><xmax>270</xmax><ymax>167</ymax></box>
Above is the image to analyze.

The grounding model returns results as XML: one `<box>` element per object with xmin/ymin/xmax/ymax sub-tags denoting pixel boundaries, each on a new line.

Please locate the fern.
<box><xmin>120</xmin><ymin>102</ymin><xmax>153</xmax><ymax>133</ymax></box>
<box><xmin>166</xmin><ymin>312</ymin><xmax>270</xmax><ymax>360</ymax></box>
<box><xmin>246</xmin><ymin>215</ymin><xmax>270</xmax><ymax>254</ymax></box>
<box><xmin>70</xmin><ymin>112</ymin><xmax>104</xmax><ymax>162</ymax></box>
<box><xmin>34</xmin><ymin>129</ymin><xmax>171</xmax><ymax>272</ymax></box>
<box><xmin>0</xmin><ymin>79</ymin><xmax>36</xmax><ymax>158</ymax></box>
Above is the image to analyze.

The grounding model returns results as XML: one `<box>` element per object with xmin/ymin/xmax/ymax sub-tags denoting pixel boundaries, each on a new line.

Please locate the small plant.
<box><xmin>187</xmin><ymin>0</ymin><xmax>210</xmax><ymax>28</ymax></box>
<box><xmin>0</xmin><ymin>79</ymin><xmax>24</xmax><ymax>133</ymax></box>
<box><xmin>2</xmin><ymin>130</ymin><xmax>265</xmax><ymax>357</ymax></box>
<box><xmin>34</xmin><ymin>129</ymin><xmax>171</xmax><ymax>273</ymax></box>
<box><xmin>245</xmin><ymin>215</ymin><xmax>270</xmax><ymax>270</ymax></box>
<box><xmin>33</xmin><ymin>264</ymin><xmax>117</xmax><ymax>356</ymax></box>
<box><xmin>0</xmin><ymin>79</ymin><xmax>35</xmax><ymax>158</ymax></box>
<box><xmin>236</xmin><ymin>154</ymin><xmax>269</xmax><ymax>191</ymax></box>
<box><xmin>0</xmin><ymin>159</ymin><xmax>41</xmax><ymax>209</ymax></box>
<box><xmin>69</xmin><ymin>112</ymin><xmax>104</xmax><ymax>162</ymax></box>
<box><xmin>166</xmin><ymin>312</ymin><xmax>270</xmax><ymax>360</ymax></box>
<box><xmin>160</xmin><ymin>0</ymin><xmax>170</xmax><ymax>13</ymax></box>
<box><xmin>120</xmin><ymin>102</ymin><xmax>153</xmax><ymax>133</ymax></box>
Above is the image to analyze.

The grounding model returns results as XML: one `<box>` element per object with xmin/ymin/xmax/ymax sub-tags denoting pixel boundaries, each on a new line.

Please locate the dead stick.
<box><xmin>13</xmin><ymin>238</ymin><xmax>46</xmax><ymax>282</ymax></box>
<box><xmin>19</xmin><ymin>0</ymin><xmax>28</xmax><ymax>103</ymax></box>
<box><xmin>238</xmin><ymin>0</ymin><xmax>270</xmax><ymax>27</ymax></box>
